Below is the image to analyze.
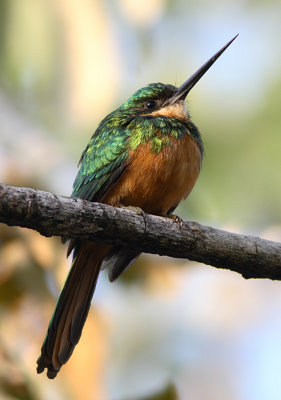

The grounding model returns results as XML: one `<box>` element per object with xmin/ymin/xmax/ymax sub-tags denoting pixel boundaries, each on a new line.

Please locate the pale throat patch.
<box><xmin>150</xmin><ymin>100</ymin><xmax>189</xmax><ymax>120</ymax></box>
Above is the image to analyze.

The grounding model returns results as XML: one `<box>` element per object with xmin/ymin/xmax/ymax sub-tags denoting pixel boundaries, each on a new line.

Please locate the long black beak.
<box><xmin>166</xmin><ymin>34</ymin><xmax>238</xmax><ymax>106</ymax></box>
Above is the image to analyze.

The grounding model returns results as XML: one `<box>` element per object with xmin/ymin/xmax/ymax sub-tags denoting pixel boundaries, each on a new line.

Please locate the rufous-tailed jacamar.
<box><xmin>37</xmin><ymin>35</ymin><xmax>238</xmax><ymax>378</ymax></box>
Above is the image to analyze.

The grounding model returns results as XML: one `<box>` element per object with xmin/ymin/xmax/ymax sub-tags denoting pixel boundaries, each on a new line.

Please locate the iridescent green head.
<box><xmin>120</xmin><ymin>83</ymin><xmax>177</xmax><ymax>113</ymax></box>
<box><xmin>118</xmin><ymin>35</ymin><xmax>238</xmax><ymax>118</ymax></box>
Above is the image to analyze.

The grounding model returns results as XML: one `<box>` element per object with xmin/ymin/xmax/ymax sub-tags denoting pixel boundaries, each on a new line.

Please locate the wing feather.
<box><xmin>72</xmin><ymin>120</ymin><xmax>130</xmax><ymax>202</ymax></box>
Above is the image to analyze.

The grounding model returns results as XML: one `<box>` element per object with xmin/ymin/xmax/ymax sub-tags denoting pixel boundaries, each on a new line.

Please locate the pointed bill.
<box><xmin>166</xmin><ymin>34</ymin><xmax>238</xmax><ymax>106</ymax></box>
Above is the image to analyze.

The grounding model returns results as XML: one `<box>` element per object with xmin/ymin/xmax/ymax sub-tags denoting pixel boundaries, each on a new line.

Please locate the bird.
<box><xmin>37</xmin><ymin>34</ymin><xmax>238</xmax><ymax>378</ymax></box>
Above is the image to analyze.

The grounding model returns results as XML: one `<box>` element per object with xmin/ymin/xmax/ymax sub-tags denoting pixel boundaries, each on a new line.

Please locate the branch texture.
<box><xmin>0</xmin><ymin>183</ymin><xmax>280</xmax><ymax>280</ymax></box>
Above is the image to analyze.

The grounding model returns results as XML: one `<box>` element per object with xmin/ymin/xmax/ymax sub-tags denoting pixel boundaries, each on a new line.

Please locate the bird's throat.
<box><xmin>149</xmin><ymin>100</ymin><xmax>188</xmax><ymax>121</ymax></box>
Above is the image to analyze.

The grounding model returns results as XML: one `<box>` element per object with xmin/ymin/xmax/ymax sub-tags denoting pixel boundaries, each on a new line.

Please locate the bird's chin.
<box><xmin>148</xmin><ymin>100</ymin><xmax>189</xmax><ymax>121</ymax></box>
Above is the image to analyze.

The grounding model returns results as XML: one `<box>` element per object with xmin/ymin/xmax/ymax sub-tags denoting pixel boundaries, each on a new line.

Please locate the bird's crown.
<box><xmin>119</xmin><ymin>83</ymin><xmax>177</xmax><ymax>114</ymax></box>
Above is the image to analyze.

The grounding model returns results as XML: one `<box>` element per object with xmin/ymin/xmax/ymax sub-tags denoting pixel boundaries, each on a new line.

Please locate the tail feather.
<box><xmin>101</xmin><ymin>246</ymin><xmax>140</xmax><ymax>281</ymax></box>
<box><xmin>37</xmin><ymin>242</ymin><xmax>108</xmax><ymax>379</ymax></box>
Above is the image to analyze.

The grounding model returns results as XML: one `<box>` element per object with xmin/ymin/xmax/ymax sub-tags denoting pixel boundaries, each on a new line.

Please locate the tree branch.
<box><xmin>0</xmin><ymin>182</ymin><xmax>280</xmax><ymax>280</ymax></box>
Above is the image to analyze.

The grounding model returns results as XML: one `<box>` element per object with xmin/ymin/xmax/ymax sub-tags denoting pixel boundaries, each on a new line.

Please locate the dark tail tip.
<box><xmin>36</xmin><ymin>242</ymin><xmax>104</xmax><ymax>379</ymax></box>
<box><xmin>37</xmin><ymin>355</ymin><xmax>59</xmax><ymax>379</ymax></box>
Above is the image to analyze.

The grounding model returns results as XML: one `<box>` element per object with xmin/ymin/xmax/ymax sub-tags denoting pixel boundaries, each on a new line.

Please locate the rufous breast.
<box><xmin>105</xmin><ymin>133</ymin><xmax>202</xmax><ymax>215</ymax></box>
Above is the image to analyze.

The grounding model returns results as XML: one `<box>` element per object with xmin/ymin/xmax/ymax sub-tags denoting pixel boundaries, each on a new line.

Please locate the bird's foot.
<box><xmin>118</xmin><ymin>205</ymin><xmax>144</xmax><ymax>216</ymax></box>
<box><xmin>166</xmin><ymin>214</ymin><xmax>183</xmax><ymax>226</ymax></box>
<box><xmin>118</xmin><ymin>205</ymin><xmax>147</xmax><ymax>233</ymax></box>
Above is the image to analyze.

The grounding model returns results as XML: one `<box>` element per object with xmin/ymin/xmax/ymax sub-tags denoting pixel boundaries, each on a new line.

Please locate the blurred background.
<box><xmin>0</xmin><ymin>0</ymin><xmax>280</xmax><ymax>399</ymax></box>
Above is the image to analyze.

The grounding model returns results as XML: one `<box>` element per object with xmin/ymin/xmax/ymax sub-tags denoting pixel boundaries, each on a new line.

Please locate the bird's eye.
<box><xmin>145</xmin><ymin>100</ymin><xmax>156</xmax><ymax>109</ymax></box>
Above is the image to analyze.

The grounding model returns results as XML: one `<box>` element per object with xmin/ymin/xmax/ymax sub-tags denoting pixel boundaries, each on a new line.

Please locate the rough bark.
<box><xmin>0</xmin><ymin>182</ymin><xmax>280</xmax><ymax>280</ymax></box>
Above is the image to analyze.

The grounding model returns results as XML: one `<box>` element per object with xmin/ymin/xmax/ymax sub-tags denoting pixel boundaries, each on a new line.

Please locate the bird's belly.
<box><xmin>104</xmin><ymin>134</ymin><xmax>202</xmax><ymax>215</ymax></box>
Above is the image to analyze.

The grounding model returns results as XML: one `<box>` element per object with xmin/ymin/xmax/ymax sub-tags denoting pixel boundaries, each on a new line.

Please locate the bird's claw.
<box><xmin>118</xmin><ymin>205</ymin><xmax>144</xmax><ymax>215</ymax></box>
<box><xmin>166</xmin><ymin>214</ymin><xmax>183</xmax><ymax>226</ymax></box>
<box><xmin>118</xmin><ymin>205</ymin><xmax>147</xmax><ymax>233</ymax></box>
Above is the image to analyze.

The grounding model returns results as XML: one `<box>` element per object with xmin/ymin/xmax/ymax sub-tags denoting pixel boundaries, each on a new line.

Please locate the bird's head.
<box><xmin>119</xmin><ymin>34</ymin><xmax>238</xmax><ymax>121</ymax></box>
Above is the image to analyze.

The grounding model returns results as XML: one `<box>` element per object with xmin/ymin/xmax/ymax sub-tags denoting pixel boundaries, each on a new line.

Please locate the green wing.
<box><xmin>72</xmin><ymin>119</ymin><xmax>130</xmax><ymax>202</ymax></box>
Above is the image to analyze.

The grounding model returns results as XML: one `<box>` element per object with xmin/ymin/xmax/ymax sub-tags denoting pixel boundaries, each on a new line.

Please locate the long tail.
<box><xmin>37</xmin><ymin>242</ymin><xmax>108</xmax><ymax>379</ymax></box>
